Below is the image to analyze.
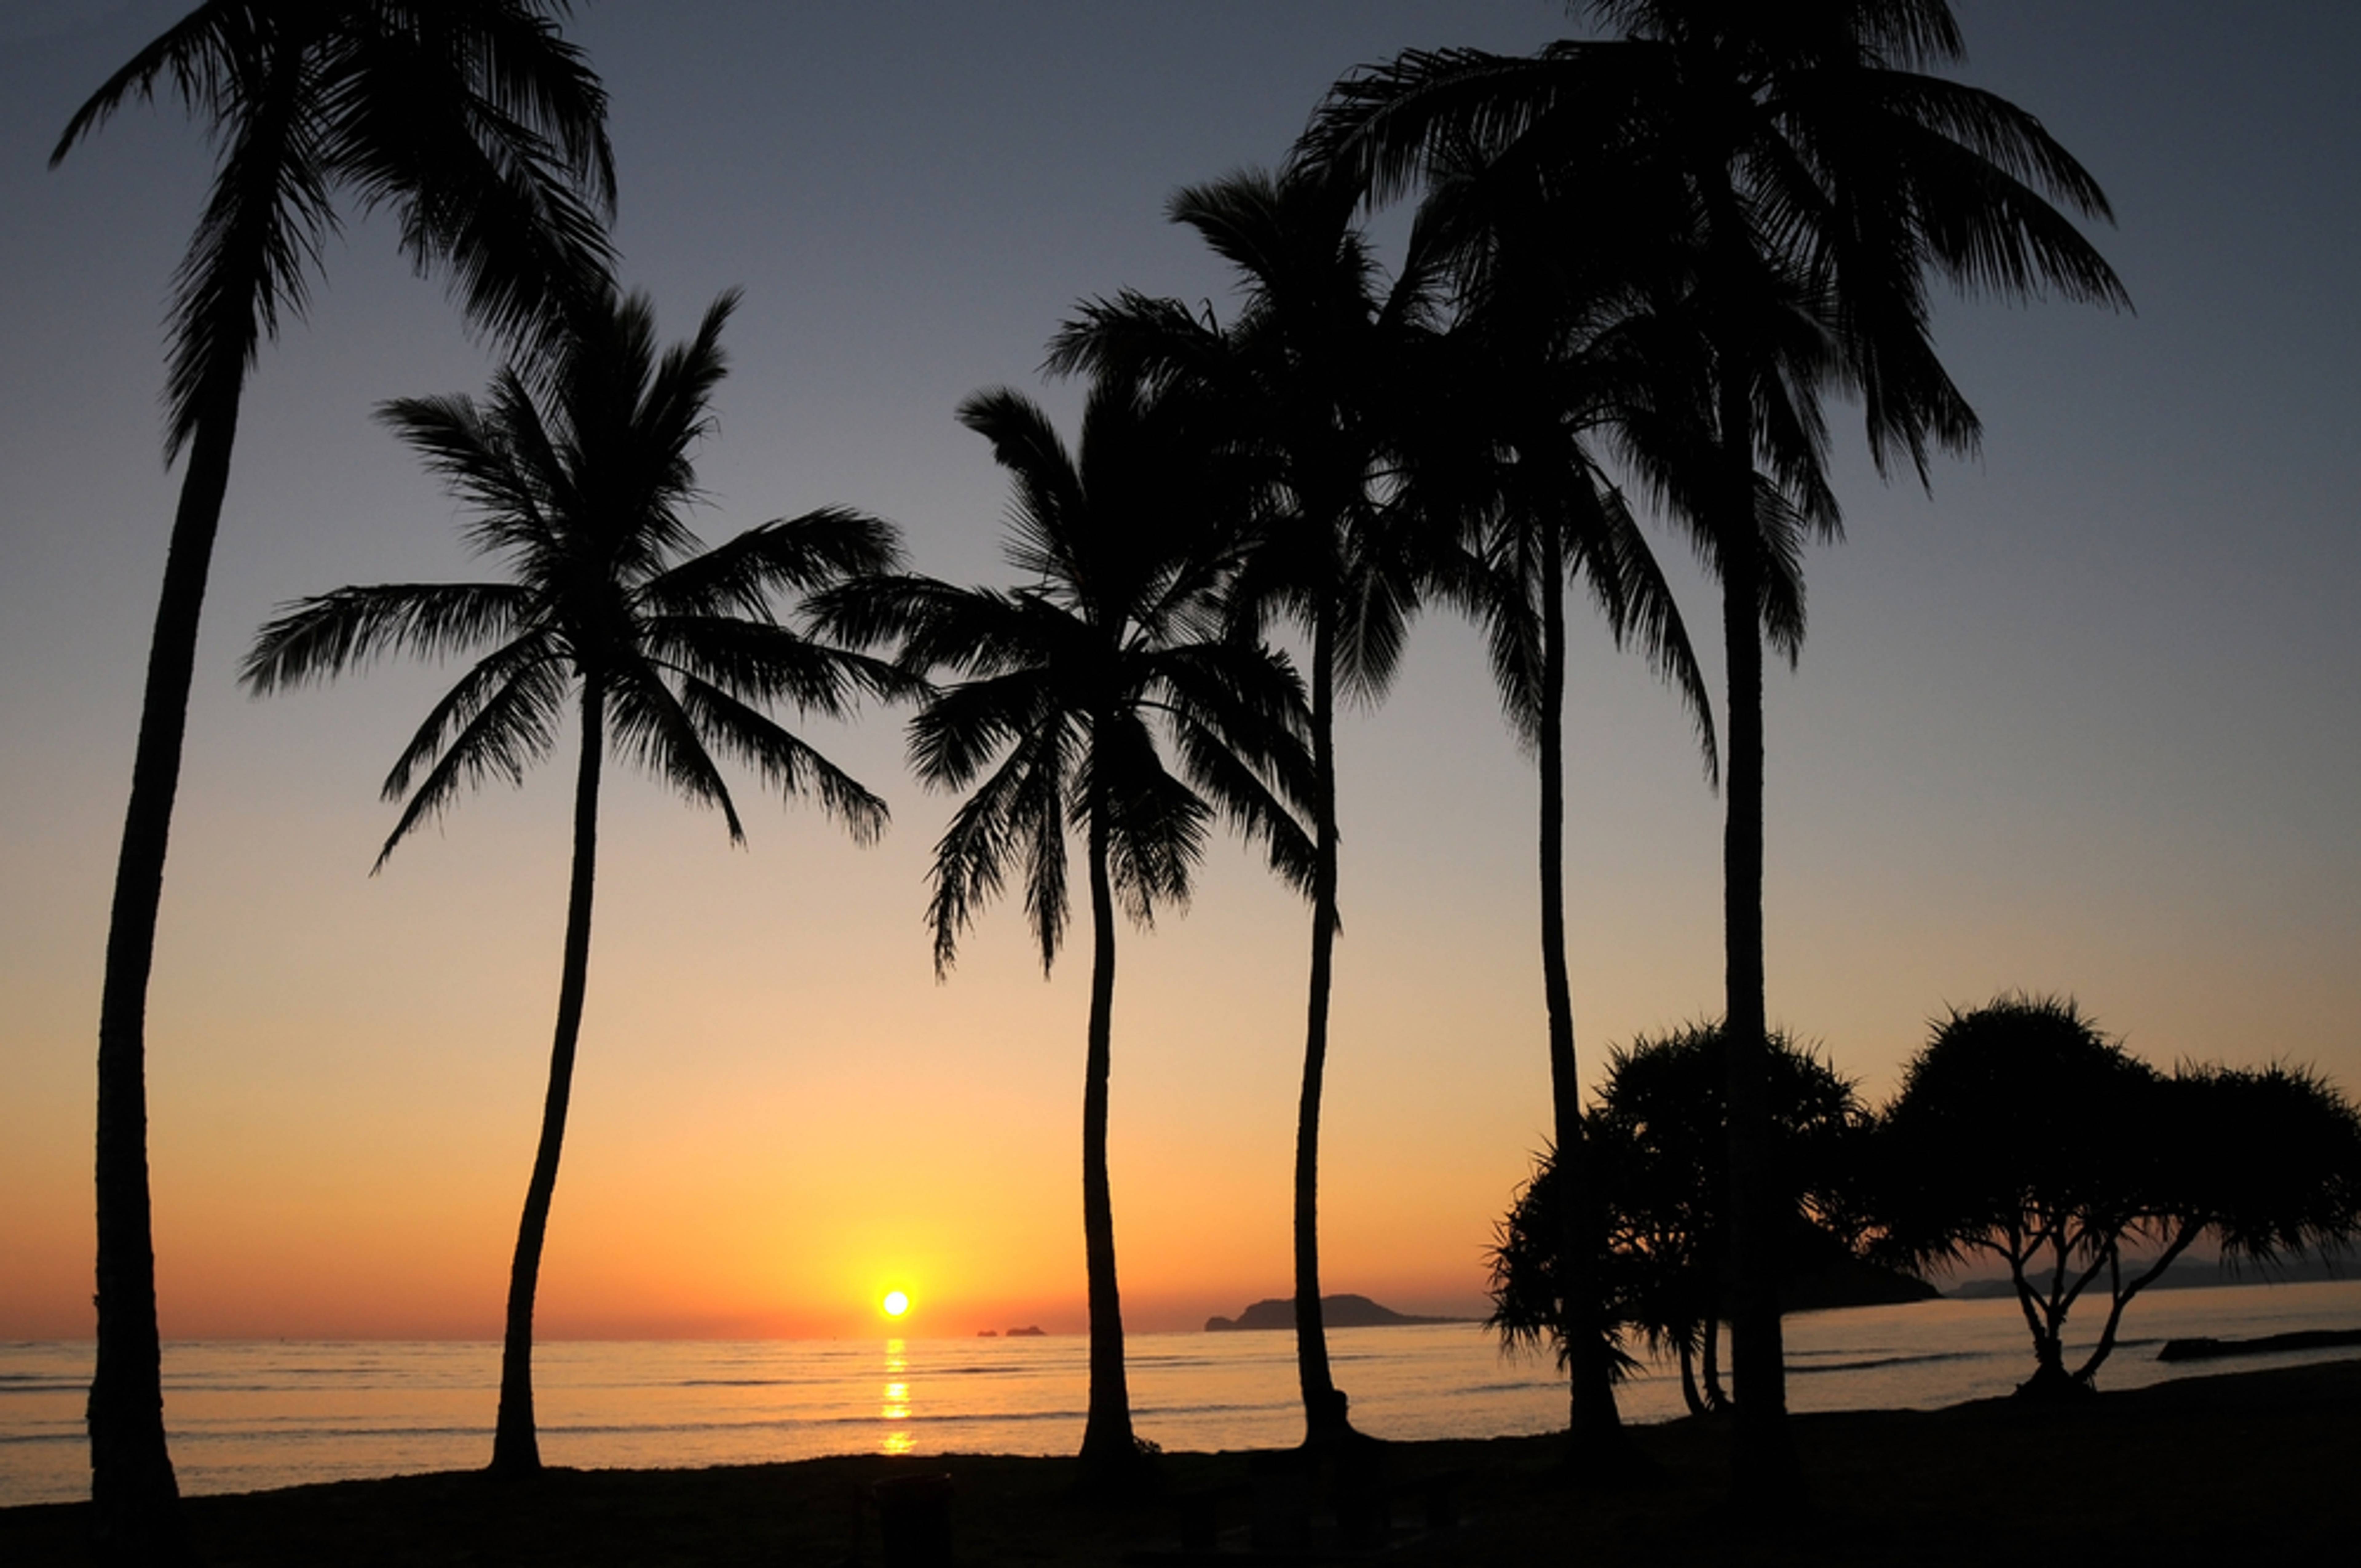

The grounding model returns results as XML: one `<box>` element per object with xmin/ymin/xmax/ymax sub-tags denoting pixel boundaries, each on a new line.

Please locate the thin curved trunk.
<box><xmin>1537</xmin><ymin>511</ymin><xmax>1626</xmax><ymax>1459</ymax></box>
<box><xmin>1676</xmin><ymin>1333</ymin><xmax>1705</xmax><ymax>1418</ymax></box>
<box><xmin>1077</xmin><ymin>787</ymin><xmax>1136</xmax><ymax>1474</ymax></box>
<box><xmin>89</xmin><ymin>370</ymin><xmax>243</xmax><ymax>1564</ymax></box>
<box><xmin>1293</xmin><ymin>600</ymin><xmax>1349</xmax><ymax>1443</ymax></box>
<box><xmin>491</xmin><ymin>674</ymin><xmax>604</xmax><ymax>1476</ymax></box>
<box><xmin>2074</xmin><ymin>1224</ymin><xmax>2199</xmax><ymax>1388</ymax></box>
<box><xmin>1715</xmin><ymin>370</ymin><xmax>1793</xmax><ymax>1499</ymax></box>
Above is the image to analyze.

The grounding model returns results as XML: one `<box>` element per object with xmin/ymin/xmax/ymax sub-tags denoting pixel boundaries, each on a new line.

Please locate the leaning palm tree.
<box><xmin>243</xmin><ymin>288</ymin><xmax>908</xmax><ymax>1476</ymax></box>
<box><xmin>818</xmin><ymin>375</ymin><xmax>1313</xmax><ymax>1484</ymax></box>
<box><xmin>1050</xmin><ymin>168</ymin><xmax>1447</xmax><ymax>1446</ymax></box>
<box><xmin>1306</xmin><ymin>0</ymin><xmax>2127</xmax><ymax>1494</ymax></box>
<box><xmin>53</xmin><ymin>3</ymin><xmax>612</xmax><ymax>1545</ymax></box>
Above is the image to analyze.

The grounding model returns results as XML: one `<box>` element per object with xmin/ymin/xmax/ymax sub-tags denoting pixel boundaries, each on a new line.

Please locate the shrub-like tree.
<box><xmin>815</xmin><ymin>376</ymin><xmax>1312</xmax><ymax>1484</ymax></box>
<box><xmin>54</xmin><ymin>4</ymin><xmax>613</xmax><ymax>1548</ymax></box>
<box><xmin>243</xmin><ymin>289</ymin><xmax>907</xmax><ymax>1472</ymax></box>
<box><xmin>1877</xmin><ymin>995</ymin><xmax>2361</xmax><ymax>1397</ymax></box>
<box><xmin>1491</xmin><ymin>1021</ymin><xmax>1869</xmax><ymax>1417</ymax></box>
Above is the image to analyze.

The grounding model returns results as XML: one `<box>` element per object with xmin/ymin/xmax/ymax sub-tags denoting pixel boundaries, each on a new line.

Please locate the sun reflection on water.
<box><xmin>879</xmin><ymin>1337</ymin><xmax>913</xmax><ymax>1455</ymax></box>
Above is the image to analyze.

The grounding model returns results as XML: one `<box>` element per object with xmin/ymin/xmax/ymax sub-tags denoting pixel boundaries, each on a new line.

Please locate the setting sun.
<box><xmin>881</xmin><ymin>1290</ymin><xmax>910</xmax><ymax>1319</ymax></box>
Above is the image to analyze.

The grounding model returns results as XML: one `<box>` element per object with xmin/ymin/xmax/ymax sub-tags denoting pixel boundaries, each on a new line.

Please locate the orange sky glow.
<box><xmin>3</xmin><ymin>3</ymin><xmax>2357</xmax><ymax>1351</ymax></box>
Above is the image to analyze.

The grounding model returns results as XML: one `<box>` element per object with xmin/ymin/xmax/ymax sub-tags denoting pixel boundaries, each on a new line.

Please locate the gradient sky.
<box><xmin>2</xmin><ymin>1</ymin><xmax>2356</xmax><ymax>1343</ymax></box>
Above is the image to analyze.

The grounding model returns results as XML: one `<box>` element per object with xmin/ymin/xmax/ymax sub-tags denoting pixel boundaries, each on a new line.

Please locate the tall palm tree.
<box><xmin>1306</xmin><ymin>0</ymin><xmax>2126</xmax><ymax>1493</ymax></box>
<box><xmin>817</xmin><ymin>376</ymin><xmax>1313</xmax><ymax>1483</ymax></box>
<box><xmin>1050</xmin><ymin>168</ymin><xmax>1447</xmax><ymax>1445</ymax></box>
<box><xmin>1438</xmin><ymin>307</ymin><xmax>1719</xmax><ymax>1459</ymax></box>
<box><xmin>1386</xmin><ymin>137</ymin><xmax>1725</xmax><ymax>1459</ymax></box>
<box><xmin>242</xmin><ymin>288</ymin><xmax>908</xmax><ymax>1476</ymax></box>
<box><xmin>52</xmin><ymin>3</ymin><xmax>613</xmax><ymax>1545</ymax></box>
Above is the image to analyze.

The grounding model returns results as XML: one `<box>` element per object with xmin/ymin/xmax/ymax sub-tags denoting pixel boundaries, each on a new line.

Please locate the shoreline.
<box><xmin>5</xmin><ymin>1357</ymin><xmax>2355</xmax><ymax>1565</ymax></box>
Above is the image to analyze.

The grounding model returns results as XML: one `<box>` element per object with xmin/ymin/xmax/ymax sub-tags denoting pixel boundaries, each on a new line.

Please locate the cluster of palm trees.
<box><xmin>60</xmin><ymin>2</ymin><xmax>2123</xmax><ymax>1555</ymax></box>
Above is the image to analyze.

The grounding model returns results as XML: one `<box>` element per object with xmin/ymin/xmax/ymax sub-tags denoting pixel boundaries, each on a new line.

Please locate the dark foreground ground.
<box><xmin>6</xmin><ymin>1359</ymin><xmax>2355</xmax><ymax>1566</ymax></box>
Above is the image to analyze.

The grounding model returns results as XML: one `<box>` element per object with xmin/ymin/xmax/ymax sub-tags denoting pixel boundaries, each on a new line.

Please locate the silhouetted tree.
<box><xmin>1306</xmin><ymin>0</ymin><xmax>2127</xmax><ymax>1493</ymax></box>
<box><xmin>815</xmin><ymin>376</ymin><xmax>1312</xmax><ymax>1485</ymax></box>
<box><xmin>1383</xmin><ymin>135</ymin><xmax>1720</xmax><ymax>1462</ymax></box>
<box><xmin>53</xmin><ymin>3</ymin><xmax>612</xmax><ymax>1547</ymax></box>
<box><xmin>1490</xmin><ymin>1022</ymin><xmax>1868</xmax><ymax>1417</ymax></box>
<box><xmin>1049</xmin><ymin>168</ymin><xmax>1448</xmax><ymax>1445</ymax></box>
<box><xmin>243</xmin><ymin>289</ymin><xmax>906</xmax><ymax>1474</ymax></box>
<box><xmin>1876</xmin><ymin>995</ymin><xmax>2361</xmax><ymax>1397</ymax></box>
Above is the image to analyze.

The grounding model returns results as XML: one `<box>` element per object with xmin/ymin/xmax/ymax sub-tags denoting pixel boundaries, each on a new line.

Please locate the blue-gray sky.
<box><xmin>2</xmin><ymin>2</ymin><xmax>2356</xmax><ymax>1339</ymax></box>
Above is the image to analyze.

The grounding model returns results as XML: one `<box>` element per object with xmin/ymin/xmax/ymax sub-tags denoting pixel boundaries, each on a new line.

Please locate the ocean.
<box><xmin>5</xmin><ymin>1280</ymin><xmax>2358</xmax><ymax>1508</ymax></box>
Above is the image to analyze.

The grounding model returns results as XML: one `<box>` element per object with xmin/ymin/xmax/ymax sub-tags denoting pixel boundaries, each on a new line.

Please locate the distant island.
<box><xmin>1204</xmin><ymin>1270</ymin><xmax>1934</xmax><ymax>1332</ymax></box>
<box><xmin>1205</xmin><ymin>1293</ymin><xmax>1474</xmax><ymax>1332</ymax></box>
<box><xmin>1004</xmin><ymin>1325</ymin><xmax>1046</xmax><ymax>1337</ymax></box>
<box><xmin>1948</xmin><ymin>1253</ymin><xmax>2353</xmax><ymax>1300</ymax></box>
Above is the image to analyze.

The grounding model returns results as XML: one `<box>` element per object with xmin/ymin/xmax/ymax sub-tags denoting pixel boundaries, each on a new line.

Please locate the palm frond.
<box><xmin>643</xmin><ymin>614</ymin><xmax>923</xmax><ymax>715</ymax></box>
<box><xmin>676</xmin><ymin>677</ymin><xmax>890</xmax><ymax>846</ymax></box>
<box><xmin>602</xmin><ymin>658</ymin><xmax>744</xmax><ymax>842</ymax></box>
<box><xmin>638</xmin><ymin>506</ymin><xmax>906</xmax><ymax>620</ymax></box>
<box><xmin>907</xmin><ymin>669</ymin><xmax>1058</xmax><ymax>790</ymax></box>
<box><xmin>50</xmin><ymin>1</ymin><xmax>251</xmax><ymax>168</ymax></box>
<box><xmin>372</xmin><ymin>648</ymin><xmax>568</xmax><ymax>869</ymax></box>
<box><xmin>243</xmin><ymin>580</ymin><xmax>535</xmax><ymax>692</ymax></box>
<box><xmin>378</xmin><ymin>631</ymin><xmax>563</xmax><ymax>800</ymax></box>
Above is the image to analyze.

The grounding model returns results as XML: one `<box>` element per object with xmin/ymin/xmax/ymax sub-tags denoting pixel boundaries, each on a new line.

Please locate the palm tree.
<box><xmin>816</xmin><ymin>375</ymin><xmax>1313</xmax><ymax>1484</ymax></box>
<box><xmin>1399</xmin><ymin>145</ymin><xmax>1720</xmax><ymax>1459</ymax></box>
<box><xmin>242</xmin><ymin>288</ymin><xmax>908</xmax><ymax>1476</ymax></box>
<box><xmin>1048</xmin><ymin>168</ymin><xmax>1447</xmax><ymax>1445</ymax></box>
<box><xmin>1305</xmin><ymin>0</ymin><xmax>2126</xmax><ymax>1493</ymax></box>
<box><xmin>52</xmin><ymin>3</ymin><xmax>613</xmax><ymax>1544</ymax></box>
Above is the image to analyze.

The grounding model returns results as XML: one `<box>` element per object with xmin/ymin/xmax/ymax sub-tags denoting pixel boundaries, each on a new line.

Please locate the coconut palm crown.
<box><xmin>243</xmin><ymin>287</ymin><xmax>911</xmax><ymax>1474</ymax></box>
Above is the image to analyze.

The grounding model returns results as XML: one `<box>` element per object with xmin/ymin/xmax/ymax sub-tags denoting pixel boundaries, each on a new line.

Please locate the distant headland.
<box><xmin>1204</xmin><ymin>1293</ymin><xmax>1474</xmax><ymax>1332</ymax></box>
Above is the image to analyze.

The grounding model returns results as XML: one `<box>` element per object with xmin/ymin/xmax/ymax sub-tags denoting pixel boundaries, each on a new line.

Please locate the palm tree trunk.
<box><xmin>1676</xmin><ymin>1333</ymin><xmax>1705</xmax><ymax>1419</ymax></box>
<box><xmin>491</xmin><ymin>675</ymin><xmax>604</xmax><ymax>1476</ymax></box>
<box><xmin>1537</xmin><ymin>511</ymin><xmax>1626</xmax><ymax>1460</ymax></box>
<box><xmin>89</xmin><ymin>374</ymin><xmax>243</xmax><ymax>1565</ymax></box>
<box><xmin>1715</xmin><ymin>377</ymin><xmax>1794</xmax><ymax>1500</ymax></box>
<box><xmin>1293</xmin><ymin>602</ymin><xmax>1350</xmax><ymax>1444</ymax></box>
<box><xmin>1077</xmin><ymin>791</ymin><xmax>1137</xmax><ymax>1476</ymax></box>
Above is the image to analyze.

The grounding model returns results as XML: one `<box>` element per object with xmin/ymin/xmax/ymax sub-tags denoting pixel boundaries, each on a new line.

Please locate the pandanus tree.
<box><xmin>1306</xmin><ymin>0</ymin><xmax>2127</xmax><ymax>1490</ymax></box>
<box><xmin>815</xmin><ymin>376</ymin><xmax>1314</xmax><ymax>1483</ymax></box>
<box><xmin>243</xmin><ymin>289</ymin><xmax>909</xmax><ymax>1475</ymax></box>
<box><xmin>52</xmin><ymin>2</ymin><xmax>613</xmax><ymax>1546</ymax></box>
<box><xmin>1876</xmin><ymin>996</ymin><xmax>2361</xmax><ymax>1397</ymax></box>
<box><xmin>1048</xmin><ymin>168</ymin><xmax>1448</xmax><ymax>1444</ymax></box>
